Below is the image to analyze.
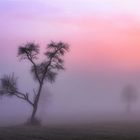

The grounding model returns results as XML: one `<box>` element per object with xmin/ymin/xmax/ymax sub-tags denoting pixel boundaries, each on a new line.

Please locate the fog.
<box><xmin>1</xmin><ymin>0</ymin><xmax>140</xmax><ymax>126</ymax></box>
<box><xmin>1</xmin><ymin>43</ymin><xmax>140</xmax><ymax>126</ymax></box>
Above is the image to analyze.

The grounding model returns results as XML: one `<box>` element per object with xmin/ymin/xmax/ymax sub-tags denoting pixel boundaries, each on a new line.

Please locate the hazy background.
<box><xmin>1</xmin><ymin>0</ymin><xmax>140</xmax><ymax>125</ymax></box>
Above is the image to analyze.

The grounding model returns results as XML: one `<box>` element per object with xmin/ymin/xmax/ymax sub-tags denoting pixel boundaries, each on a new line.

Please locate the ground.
<box><xmin>1</xmin><ymin>121</ymin><xmax>140</xmax><ymax>140</ymax></box>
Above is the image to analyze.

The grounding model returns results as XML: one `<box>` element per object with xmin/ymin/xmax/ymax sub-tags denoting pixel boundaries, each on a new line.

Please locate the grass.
<box><xmin>1</xmin><ymin>120</ymin><xmax>140</xmax><ymax>140</ymax></box>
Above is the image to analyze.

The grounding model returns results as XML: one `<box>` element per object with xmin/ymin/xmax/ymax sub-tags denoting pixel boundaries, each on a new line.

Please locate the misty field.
<box><xmin>1</xmin><ymin>121</ymin><xmax>140</xmax><ymax>140</ymax></box>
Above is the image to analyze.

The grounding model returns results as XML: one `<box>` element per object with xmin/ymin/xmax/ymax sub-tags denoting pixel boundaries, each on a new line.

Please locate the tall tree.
<box><xmin>0</xmin><ymin>41</ymin><xmax>69</xmax><ymax>125</ymax></box>
<box><xmin>122</xmin><ymin>84</ymin><xmax>138</xmax><ymax>113</ymax></box>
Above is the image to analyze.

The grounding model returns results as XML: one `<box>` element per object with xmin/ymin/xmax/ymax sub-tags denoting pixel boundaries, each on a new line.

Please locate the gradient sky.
<box><xmin>1</xmin><ymin>0</ymin><xmax>140</xmax><ymax>125</ymax></box>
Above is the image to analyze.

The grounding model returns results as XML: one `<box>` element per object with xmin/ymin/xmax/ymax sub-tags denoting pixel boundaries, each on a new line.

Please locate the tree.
<box><xmin>0</xmin><ymin>41</ymin><xmax>69</xmax><ymax>125</ymax></box>
<box><xmin>122</xmin><ymin>84</ymin><xmax>138</xmax><ymax>113</ymax></box>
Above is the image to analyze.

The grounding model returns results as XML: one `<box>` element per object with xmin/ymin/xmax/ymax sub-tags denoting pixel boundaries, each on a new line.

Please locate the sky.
<box><xmin>1</xmin><ymin>0</ymin><xmax>140</xmax><ymax>125</ymax></box>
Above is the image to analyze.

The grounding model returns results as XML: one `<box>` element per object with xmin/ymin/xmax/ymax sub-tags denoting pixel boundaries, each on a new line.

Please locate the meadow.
<box><xmin>1</xmin><ymin>120</ymin><xmax>140</xmax><ymax>140</ymax></box>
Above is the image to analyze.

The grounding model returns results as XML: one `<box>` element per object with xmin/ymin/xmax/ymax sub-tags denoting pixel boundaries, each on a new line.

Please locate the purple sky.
<box><xmin>1</xmin><ymin>0</ymin><xmax>140</xmax><ymax>125</ymax></box>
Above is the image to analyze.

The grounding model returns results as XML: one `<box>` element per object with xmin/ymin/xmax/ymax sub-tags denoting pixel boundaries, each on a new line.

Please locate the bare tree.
<box><xmin>0</xmin><ymin>41</ymin><xmax>69</xmax><ymax>125</ymax></box>
<box><xmin>122</xmin><ymin>84</ymin><xmax>138</xmax><ymax>113</ymax></box>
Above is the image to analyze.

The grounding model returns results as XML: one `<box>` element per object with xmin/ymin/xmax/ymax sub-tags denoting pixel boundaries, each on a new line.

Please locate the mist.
<box><xmin>1</xmin><ymin>0</ymin><xmax>140</xmax><ymax>128</ymax></box>
<box><xmin>1</xmin><ymin>44</ymin><xmax>140</xmax><ymax>126</ymax></box>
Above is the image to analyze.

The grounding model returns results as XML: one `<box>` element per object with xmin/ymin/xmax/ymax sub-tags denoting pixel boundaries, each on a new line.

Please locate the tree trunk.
<box><xmin>29</xmin><ymin>83</ymin><xmax>43</xmax><ymax>125</ymax></box>
<box><xmin>30</xmin><ymin>105</ymin><xmax>37</xmax><ymax>124</ymax></box>
<box><xmin>126</xmin><ymin>102</ymin><xmax>131</xmax><ymax>113</ymax></box>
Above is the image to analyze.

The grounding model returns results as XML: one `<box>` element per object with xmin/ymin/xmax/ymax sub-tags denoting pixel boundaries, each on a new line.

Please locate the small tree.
<box><xmin>122</xmin><ymin>84</ymin><xmax>138</xmax><ymax>113</ymax></box>
<box><xmin>0</xmin><ymin>41</ymin><xmax>69</xmax><ymax>125</ymax></box>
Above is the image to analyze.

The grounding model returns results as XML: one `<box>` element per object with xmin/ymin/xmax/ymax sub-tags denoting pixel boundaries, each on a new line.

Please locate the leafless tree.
<box><xmin>122</xmin><ymin>84</ymin><xmax>138</xmax><ymax>113</ymax></box>
<box><xmin>0</xmin><ymin>41</ymin><xmax>69</xmax><ymax>125</ymax></box>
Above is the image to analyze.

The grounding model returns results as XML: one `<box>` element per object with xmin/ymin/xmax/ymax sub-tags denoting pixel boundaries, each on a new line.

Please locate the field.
<box><xmin>1</xmin><ymin>121</ymin><xmax>140</xmax><ymax>140</ymax></box>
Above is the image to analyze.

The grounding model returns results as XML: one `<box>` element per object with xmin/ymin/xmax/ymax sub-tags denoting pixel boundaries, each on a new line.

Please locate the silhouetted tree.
<box><xmin>122</xmin><ymin>84</ymin><xmax>138</xmax><ymax>113</ymax></box>
<box><xmin>0</xmin><ymin>41</ymin><xmax>69</xmax><ymax>125</ymax></box>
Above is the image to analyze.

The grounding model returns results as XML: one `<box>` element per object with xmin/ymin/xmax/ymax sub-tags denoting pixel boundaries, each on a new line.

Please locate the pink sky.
<box><xmin>1</xmin><ymin>0</ymin><xmax>140</xmax><ymax>122</ymax></box>
<box><xmin>1</xmin><ymin>0</ymin><xmax>140</xmax><ymax>73</ymax></box>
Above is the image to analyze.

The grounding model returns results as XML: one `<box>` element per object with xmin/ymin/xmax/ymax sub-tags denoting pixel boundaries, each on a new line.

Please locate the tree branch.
<box><xmin>26</xmin><ymin>53</ymin><xmax>41</xmax><ymax>84</ymax></box>
<box><xmin>15</xmin><ymin>91</ymin><xmax>34</xmax><ymax>107</ymax></box>
<box><xmin>42</xmin><ymin>47</ymin><xmax>62</xmax><ymax>82</ymax></box>
<box><xmin>33</xmin><ymin>47</ymin><xmax>62</xmax><ymax>106</ymax></box>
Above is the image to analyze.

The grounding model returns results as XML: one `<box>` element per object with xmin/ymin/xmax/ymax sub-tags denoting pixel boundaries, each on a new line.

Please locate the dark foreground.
<box><xmin>1</xmin><ymin>121</ymin><xmax>140</xmax><ymax>140</ymax></box>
